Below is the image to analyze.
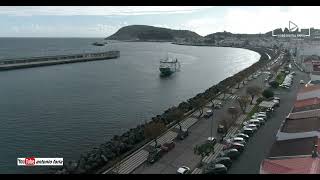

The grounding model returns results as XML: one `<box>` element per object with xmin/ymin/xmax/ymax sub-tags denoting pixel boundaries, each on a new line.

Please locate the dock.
<box><xmin>0</xmin><ymin>51</ymin><xmax>120</xmax><ymax>71</ymax></box>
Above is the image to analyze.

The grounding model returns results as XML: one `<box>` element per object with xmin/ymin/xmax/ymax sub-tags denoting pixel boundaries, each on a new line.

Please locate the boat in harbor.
<box><xmin>159</xmin><ymin>54</ymin><xmax>180</xmax><ymax>77</ymax></box>
<box><xmin>92</xmin><ymin>42</ymin><xmax>105</xmax><ymax>46</ymax></box>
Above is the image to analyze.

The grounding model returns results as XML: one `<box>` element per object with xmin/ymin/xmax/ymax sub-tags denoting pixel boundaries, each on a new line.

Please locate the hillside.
<box><xmin>106</xmin><ymin>25</ymin><xmax>202</xmax><ymax>41</ymax></box>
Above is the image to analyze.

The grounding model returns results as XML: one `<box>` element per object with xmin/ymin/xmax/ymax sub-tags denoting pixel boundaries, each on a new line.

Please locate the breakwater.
<box><xmin>0</xmin><ymin>51</ymin><xmax>120</xmax><ymax>71</ymax></box>
<box><xmin>57</xmin><ymin>45</ymin><xmax>277</xmax><ymax>174</ymax></box>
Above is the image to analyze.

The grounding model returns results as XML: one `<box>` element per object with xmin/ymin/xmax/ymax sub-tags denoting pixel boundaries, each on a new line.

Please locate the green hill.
<box><xmin>106</xmin><ymin>25</ymin><xmax>202</xmax><ymax>41</ymax></box>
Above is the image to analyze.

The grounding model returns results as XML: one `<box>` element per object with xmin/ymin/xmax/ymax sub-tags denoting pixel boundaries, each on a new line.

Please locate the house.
<box><xmin>276</xmin><ymin>108</ymin><xmax>320</xmax><ymax>141</ymax></box>
<box><xmin>260</xmin><ymin>156</ymin><xmax>320</xmax><ymax>174</ymax></box>
<box><xmin>296</xmin><ymin>85</ymin><xmax>320</xmax><ymax>100</ymax></box>
<box><xmin>293</xmin><ymin>97</ymin><xmax>320</xmax><ymax>112</ymax></box>
<box><xmin>260</xmin><ymin>136</ymin><xmax>320</xmax><ymax>174</ymax></box>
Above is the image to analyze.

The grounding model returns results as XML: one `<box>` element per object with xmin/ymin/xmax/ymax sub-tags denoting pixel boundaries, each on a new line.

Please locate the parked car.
<box><xmin>300</xmin><ymin>80</ymin><xmax>305</xmax><ymax>84</ymax></box>
<box><xmin>203</xmin><ymin>163</ymin><xmax>227</xmax><ymax>174</ymax></box>
<box><xmin>214</xmin><ymin>102</ymin><xmax>222</xmax><ymax>109</ymax></box>
<box><xmin>247</xmin><ymin>119</ymin><xmax>262</xmax><ymax>127</ymax></box>
<box><xmin>177</xmin><ymin>128</ymin><xmax>189</xmax><ymax>140</ymax></box>
<box><xmin>213</xmin><ymin>157</ymin><xmax>232</xmax><ymax>168</ymax></box>
<box><xmin>160</xmin><ymin>141</ymin><xmax>175</xmax><ymax>152</ymax></box>
<box><xmin>273</xmin><ymin>97</ymin><xmax>280</xmax><ymax>102</ymax></box>
<box><xmin>223</xmin><ymin>142</ymin><xmax>245</xmax><ymax>152</ymax></box>
<box><xmin>273</xmin><ymin>99</ymin><xmax>280</xmax><ymax>107</ymax></box>
<box><xmin>177</xmin><ymin>166</ymin><xmax>190</xmax><ymax>174</ymax></box>
<box><xmin>233</xmin><ymin>133</ymin><xmax>250</xmax><ymax>140</ymax></box>
<box><xmin>256</xmin><ymin>118</ymin><xmax>266</xmax><ymax>124</ymax></box>
<box><xmin>217</xmin><ymin>124</ymin><xmax>226</xmax><ymax>134</ymax></box>
<box><xmin>218</xmin><ymin>148</ymin><xmax>240</xmax><ymax>160</ymax></box>
<box><xmin>229</xmin><ymin>137</ymin><xmax>246</xmax><ymax>144</ymax></box>
<box><xmin>207</xmin><ymin>137</ymin><xmax>217</xmax><ymax>146</ymax></box>
<box><xmin>240</xmin><ymin>127</ymin><xmax>254</xmax><ymax>136</ymax></box>
<box><xmin>244</xmin><ymin>124</ymin><xmax>258</xmax><ymax>132</ymax></box>
<box><xmin>204</xmin><ymin>109</ymin><xmax>213</xmax><ymax>118</ymax></box>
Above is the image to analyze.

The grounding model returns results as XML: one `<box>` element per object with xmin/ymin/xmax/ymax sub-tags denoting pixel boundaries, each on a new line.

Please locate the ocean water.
<box><xmin>0</xmin><ymin>38</ymin><xmax>260</xmax><ymax>173</ymax></box>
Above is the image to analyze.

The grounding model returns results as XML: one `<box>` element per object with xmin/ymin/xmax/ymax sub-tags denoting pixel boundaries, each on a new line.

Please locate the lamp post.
<box><xmin>210</xmin><ymin>105</ymin><xmax>214</xmax><ymax>140</ymax></box>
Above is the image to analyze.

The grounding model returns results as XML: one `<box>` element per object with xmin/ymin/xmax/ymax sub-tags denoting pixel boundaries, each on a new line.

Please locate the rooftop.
<box><xmin>268</xmin><ymin>136</ymin><xmax>320</xmax><ymax>158</ymax></box>
<box><xmin>298</xmin><ymin>85</ymin><xmax>320</xmax><ymax>94</ymax></box>
<box><xmin>281</xmin><ymin>117</ymin><xmax>320</xmax><ymax>133</ymax></box>
<box><xmin>293</xmin><ymin>97</ymin><xmax>320</xmax><ymax>112</ymax></box>
<box><xmin>287</xmin><ymin>109</ymin><xmax>320</xmax><ymax>120</ymax></box>
<box><xmin>260</xmin><ymin>156</ymin><xmax>320</xmax><ymax>174</ymax></box>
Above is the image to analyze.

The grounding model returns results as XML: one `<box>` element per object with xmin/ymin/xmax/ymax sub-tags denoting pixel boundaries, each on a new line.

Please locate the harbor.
<box><xmin>0</xmin><ymin>51</ymin><xmax>120</xmax><ymax>71</ymax></box>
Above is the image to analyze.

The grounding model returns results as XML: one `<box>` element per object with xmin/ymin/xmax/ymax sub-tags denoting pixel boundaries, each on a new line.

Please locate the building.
<box><xmin>260</xmin><ymin>136</ymin><xmax>320</xmax><ymax>174</ymax></box>
<box><xmin>293</xmin><ymin>97</ymin><xmax>320</xmax><ymax>112</ymax></box>
<box><xmin>260</xmin><ymin>156</ymin><xmax>320</xmax><ymax>174</ymax></box>
<box><xmin>296</xmin><ymin>85</ymin><xmax>320</xmax><ymax>100</ymax></box>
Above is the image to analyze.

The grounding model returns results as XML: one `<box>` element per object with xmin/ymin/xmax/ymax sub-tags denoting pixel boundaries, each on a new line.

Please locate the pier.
<box><xmin>0</xmin><ymin>51</ymin><xmax>120</xmax><ymax>71</ymax></box>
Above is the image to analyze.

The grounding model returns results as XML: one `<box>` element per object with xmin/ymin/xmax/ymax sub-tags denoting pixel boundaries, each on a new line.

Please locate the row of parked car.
<box><xmin>201</xmin><ymin>97</ymin><xmax>281</xmax><ymax>174</ymax></box>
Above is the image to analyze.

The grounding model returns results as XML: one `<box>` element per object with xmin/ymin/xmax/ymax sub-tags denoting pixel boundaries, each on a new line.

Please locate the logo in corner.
<box><xmin>25</xmin><ymin>157</ymin><xmax>36</xmax><ymax>166</ymax></box>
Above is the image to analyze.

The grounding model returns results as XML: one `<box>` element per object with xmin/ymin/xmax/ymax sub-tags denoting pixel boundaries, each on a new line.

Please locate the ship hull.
<box><xmin>159</xmin><ymin>67</ymin><xmax>174</xmax><ymax>76</ymax></box>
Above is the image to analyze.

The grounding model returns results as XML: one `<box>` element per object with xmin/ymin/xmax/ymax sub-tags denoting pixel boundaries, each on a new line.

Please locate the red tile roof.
<box><xmin>294</xmin><ymin>98</ymin><xmax>320</xmax><ymax>108</ymax></box>
<box><xmin>299</xmin><ymin>85</ymin><xmax>320</xmax><ymax>93</ymax></box>
<box><xmin>287</xmin><ymin>109</ymin><xmax>320</xmax><ymax>120</ymax></box>
<box><xmin>260</xmin><ymin>157</ymin><xmax>320</xmax><ymax>174</ymax></box>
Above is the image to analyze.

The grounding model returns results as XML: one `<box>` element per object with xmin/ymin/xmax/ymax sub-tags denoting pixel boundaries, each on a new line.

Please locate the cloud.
<box><xmin>0</xmin><ymin>6</ymin><xmax>212</xmax><ymax>16</ymax></box>
<box><xmin>178</xmin><ymin>6</ymin><xmax>320</xmax><ymax>36</ymax></box>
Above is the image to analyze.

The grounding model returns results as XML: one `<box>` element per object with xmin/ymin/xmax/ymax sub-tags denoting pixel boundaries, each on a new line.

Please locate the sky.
<box><xmin>0</xmin><ymin>6</ymin><xmax>320</xmax><ymax>37</ymax></box>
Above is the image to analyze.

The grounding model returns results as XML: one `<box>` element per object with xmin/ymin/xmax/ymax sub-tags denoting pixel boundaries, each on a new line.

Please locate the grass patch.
<box><xmin>275</xmin><ymin>72</ymin><xmax>286</xmax><ymax>85</ymax></box>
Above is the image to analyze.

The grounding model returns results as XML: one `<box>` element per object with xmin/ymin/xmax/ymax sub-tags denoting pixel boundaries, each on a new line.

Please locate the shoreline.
<box><xmin>58</xmin><ymin>43</ymin><xmax>278</xmax><ymax>174</ymax></box>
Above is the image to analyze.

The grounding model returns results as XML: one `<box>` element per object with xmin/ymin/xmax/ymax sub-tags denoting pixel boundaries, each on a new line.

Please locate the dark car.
<box><xmin>177</xmin><ymin>128</ymin><xmax>189</xmax><ymax>140</ymax></box>
<box><xmin>223</xmin><ymin>142</ymin><xmax>245</xmax><ymax>152</ymax></box>
<box><xmin>217</xmin><ymin>124</ymin><xmax>226</xmax><ymax>134</ymax></box>
<box><xmin>213</xmin><ymin>157</ymin><xmax>232</xmax><ymax>168</ymax></box>
<box><xmin>218</xmin><ymin>148</ymin><xmax>240</xmax><ymax>160</ymax></box>
<box><xmin>204</xmin><ymin>109</ymin><xmax>213</xmax><ymax>118</ymax></box>
<box><xmin>203</xmin><ymin>163</ymin><xmax>227</xmax><ymax>174</ymax></box>
<box><xmin>160</xmin><ymin>141</ymin><xmax>175</xmax><ymax>152</ymax></box>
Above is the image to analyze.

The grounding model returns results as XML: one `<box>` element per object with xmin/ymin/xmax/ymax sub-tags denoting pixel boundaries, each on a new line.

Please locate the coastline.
<box><xmin>58</xmin><ymin>42</ymin><xmax>278</xmax><ymax>174</ymax></box>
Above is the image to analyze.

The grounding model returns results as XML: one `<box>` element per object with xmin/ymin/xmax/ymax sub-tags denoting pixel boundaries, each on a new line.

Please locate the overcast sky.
<box><xmin>0</xmin><ymin>6</ymin><xmax>319</xmax><ymax>37</ymax></box>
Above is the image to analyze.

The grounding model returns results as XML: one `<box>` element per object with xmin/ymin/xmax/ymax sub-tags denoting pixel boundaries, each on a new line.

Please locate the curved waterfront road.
<box><xmin>228</xmin><ymin>66</ymin><xmax>310</xmax><ymax>174</ymax></box>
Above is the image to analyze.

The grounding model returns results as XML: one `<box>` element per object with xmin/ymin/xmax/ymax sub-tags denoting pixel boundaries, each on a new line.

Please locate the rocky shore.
<box><xmin>57</xmin><ymin>45</ymin><xmax>279</xmax><ymax>174</ymax></box>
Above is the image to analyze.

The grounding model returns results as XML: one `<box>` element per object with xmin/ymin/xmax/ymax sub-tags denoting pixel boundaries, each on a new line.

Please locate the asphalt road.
<box><xmin>228</xmin><ymin>66</ymin><xmax>310</xmax><ymax>174</ymax></box>
<box><xmin>132</xmin><ymin>67</ymin><xmax>271</xmax><ymax>174</ymax></box>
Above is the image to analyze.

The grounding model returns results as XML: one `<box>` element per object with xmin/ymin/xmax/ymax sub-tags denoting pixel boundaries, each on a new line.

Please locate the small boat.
<box><xmin>92</xmin><ymin>42</ymin><xmax>105</xmax><ymax>46</ymax></box>
<box><xmin>159</xmin><ymin>54</ymin><xmax>180</xmax><ymax>77</ymax></box>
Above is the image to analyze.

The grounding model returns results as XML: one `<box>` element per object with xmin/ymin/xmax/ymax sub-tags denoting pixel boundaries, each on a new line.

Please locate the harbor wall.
<box><xmin>0</xmin><ymin>51</ymin><xmax>120</xmax><ymax>71</ymax></box>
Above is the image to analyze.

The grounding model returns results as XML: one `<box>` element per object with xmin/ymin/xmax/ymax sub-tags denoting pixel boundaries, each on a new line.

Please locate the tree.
<box><xmin>221</xmin><ymin>87</ymin><xmax>231</xmax><ymax>99</ymax></box>
<box><xmin>169</xmin><ymin>109</ymin><xmax>185</xmax><ymax>131</ymax></box>
<box><xmin>228</xmin><ymin>107</ymin><xmax>240</xmax><ymax>122</ymax></box>
<box><xmin>144</xmin><ymin>121</ymin><xmax>167</xmax><ymax>148</ymax></box>
<box><xmin>269</xmin><ymin>81</ymin><xmax>279</xmax><ymax>88</ymax></box>
<box><xmin>194</xmin><ymin>142</ymin><xmax>215</xmax><ymax>162</ymax></box>
<box><xmin>237</xmin><ymin>96</ymin><xmax>251</xmax><ymax>114</ymax></box>
<box><xmin>262</xmin><ymin>89</ymin><xmax>274</xmax><ymax>99</ymax></box>
<box><xmin>190</xmin><ymin>97</ymin><xmax>206</xmax><ymax>118</ymax></box>
<box><xmin>246</xmin><ymin>86</ymin><xmax>262</xmax><ymax>105</ymax></box>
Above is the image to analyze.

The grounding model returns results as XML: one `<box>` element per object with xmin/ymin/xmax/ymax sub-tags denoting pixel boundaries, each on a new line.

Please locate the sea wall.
<box><xmin>0</xmin><ymin>51</ymin><xmax>120</xmax><ymax>71</ymax></box>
